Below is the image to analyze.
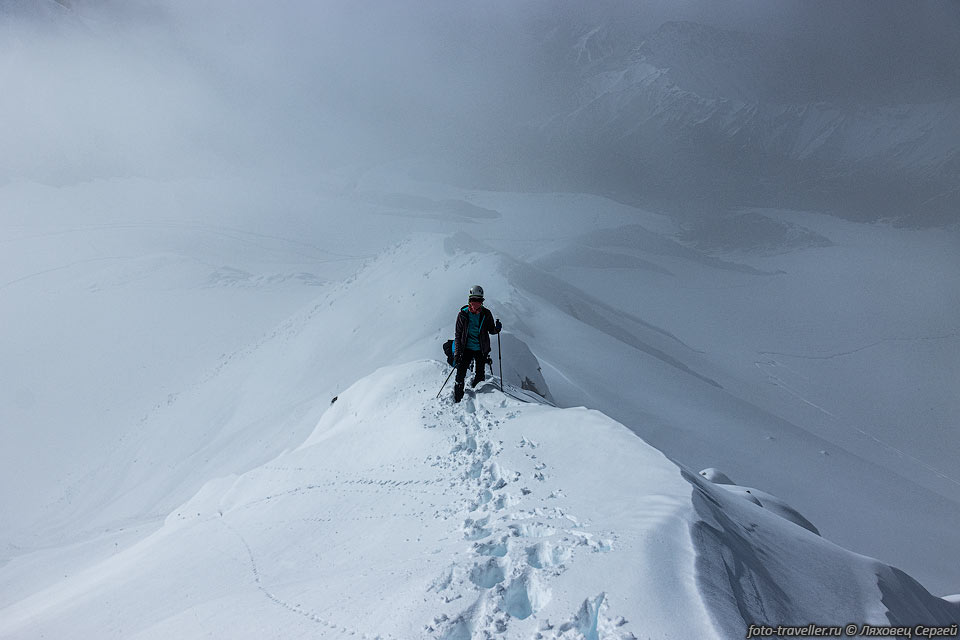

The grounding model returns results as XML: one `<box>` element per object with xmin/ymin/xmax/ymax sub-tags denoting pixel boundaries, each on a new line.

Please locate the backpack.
<box><xmin>442</xmin><ymin>339</ymin><xmax>455</xmax><ymax>367</ymax></box>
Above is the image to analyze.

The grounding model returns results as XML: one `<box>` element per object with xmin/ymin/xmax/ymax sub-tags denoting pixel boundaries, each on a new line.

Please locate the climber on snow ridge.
<box><xmin>452</xmin><ymin>285</ymin><xmax>501</xmax><ymax>403</ymax></box>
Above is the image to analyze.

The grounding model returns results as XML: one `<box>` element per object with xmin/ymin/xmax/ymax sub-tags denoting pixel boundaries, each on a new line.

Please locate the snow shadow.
<box><xmin>684</xmin><ymin>469</ymin><xmax>959</xmax><ymax>636</ymax></box>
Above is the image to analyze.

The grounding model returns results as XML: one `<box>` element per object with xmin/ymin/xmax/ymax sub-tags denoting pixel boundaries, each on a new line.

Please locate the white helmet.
<box><xmin>468</xmin><ymin>285</ymin><xmax>484</xmax><ymax>301</ymax></box>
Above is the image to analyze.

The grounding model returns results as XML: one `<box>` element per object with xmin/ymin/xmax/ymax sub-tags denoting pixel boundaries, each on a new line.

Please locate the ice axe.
<box><xmin>436</xmin><ymin>365</ymin><xmax>456</xmax><ymax>399</ymax></box>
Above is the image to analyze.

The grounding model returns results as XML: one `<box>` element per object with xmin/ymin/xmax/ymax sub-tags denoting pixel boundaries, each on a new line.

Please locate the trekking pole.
<box><xmin>437</xmin><ymin>365</ymin><xmax>457</xmax><ymax>399</ymax></box>
<box><xmin>497</xmin><ymin>328</ymin><xmax>503</xmax><ymax>392</ymax></box>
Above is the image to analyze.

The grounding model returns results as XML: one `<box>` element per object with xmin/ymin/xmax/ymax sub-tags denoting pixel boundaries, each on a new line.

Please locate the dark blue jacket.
<box><xmin>455</xmin><ymin>305</ymin><xmax>500</xmax><ymax>356</ymax></box>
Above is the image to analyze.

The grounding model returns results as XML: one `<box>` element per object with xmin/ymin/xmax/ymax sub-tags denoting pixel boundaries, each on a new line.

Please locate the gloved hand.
<box><xmin>495</xmin><ymin>319</ymin><xmax>502</xmax><ymax>331</ymax></box>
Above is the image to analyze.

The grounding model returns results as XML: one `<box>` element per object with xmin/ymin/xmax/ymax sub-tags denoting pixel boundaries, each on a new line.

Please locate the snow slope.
<box><xmin>2</xmin><ymin>176</ymin><xmax>958</xmax><ymax>603</ymax></box>
<box><xmin>2</xmin><ymin>361</ymin><xmax>956</xmax><ymax>639</ymax></box>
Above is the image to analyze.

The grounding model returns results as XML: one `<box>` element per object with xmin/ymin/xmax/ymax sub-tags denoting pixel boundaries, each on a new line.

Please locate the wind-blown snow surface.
<box><xmin>2</xmin><ymin>361</ymin><xmax>956</xmax><ymax>639</ymax></box>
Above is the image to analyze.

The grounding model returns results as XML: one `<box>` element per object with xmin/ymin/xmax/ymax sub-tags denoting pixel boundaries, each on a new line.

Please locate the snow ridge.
<box><xmin>424</xmin><ymin>385</ymin><xmax>622</xmax><ymax>639</ymax></box>
<box><xmin>2</xmin><ymin>360</ymin><xmax>958</xmax><ymax>638</ymax></box>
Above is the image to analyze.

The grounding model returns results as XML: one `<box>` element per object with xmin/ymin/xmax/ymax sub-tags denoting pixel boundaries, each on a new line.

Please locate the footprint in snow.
<box><xmin>509</xmin><ymin>522</ymin><xmax>557</xmax><ymax>538</ymax></box>
<box><xmin>463</xmin><ymin>516</ymin><xmax>492</xmax><ymax>540</ymax></box>
<box><xmin>501</xmin><ymin>569</ymin><xmax>551</xmax><ymax>620</ymax></box>
<box><xmin>469</xmin><ymin>489</ymin><xmax>493</xmax><ymax>511</ymax></box>
<box><xmin>468</xmin><ymin>558</ymin><xmax>506</xmax><ymax>588</ymax></box>
<box><xmin>525</xmin><ymin>540</ymin><xmax>572</xmax><ymax>569</ymax></box>
<box><xmin>473</xmin><ymin>536</ymin><xmax>509</xmax><ymax>558</ymax></box>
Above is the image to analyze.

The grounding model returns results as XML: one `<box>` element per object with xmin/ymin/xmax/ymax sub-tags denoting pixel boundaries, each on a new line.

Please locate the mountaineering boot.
<box><xmin>453</xmin><ymin>382</ymin><xmax>465</xmax><ymax>403</ymax></box>
<box><xmin>471</xmin><ymin>373</ymin><xmax>484</xmax><ymax>388</ymax></box>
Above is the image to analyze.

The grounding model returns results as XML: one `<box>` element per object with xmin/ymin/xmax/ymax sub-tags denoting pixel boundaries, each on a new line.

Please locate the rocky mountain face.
<box><xmin>525</xmin><ymin>19</ymin><xmax>960</xmax><ymax>225</ymax></box>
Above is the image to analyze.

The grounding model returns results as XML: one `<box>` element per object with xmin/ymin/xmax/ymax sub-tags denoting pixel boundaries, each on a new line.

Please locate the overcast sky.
<box><xmin>2</xmin><ymin>0</ymin><xmax>958</xmax><ymax>190</ymax></box>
